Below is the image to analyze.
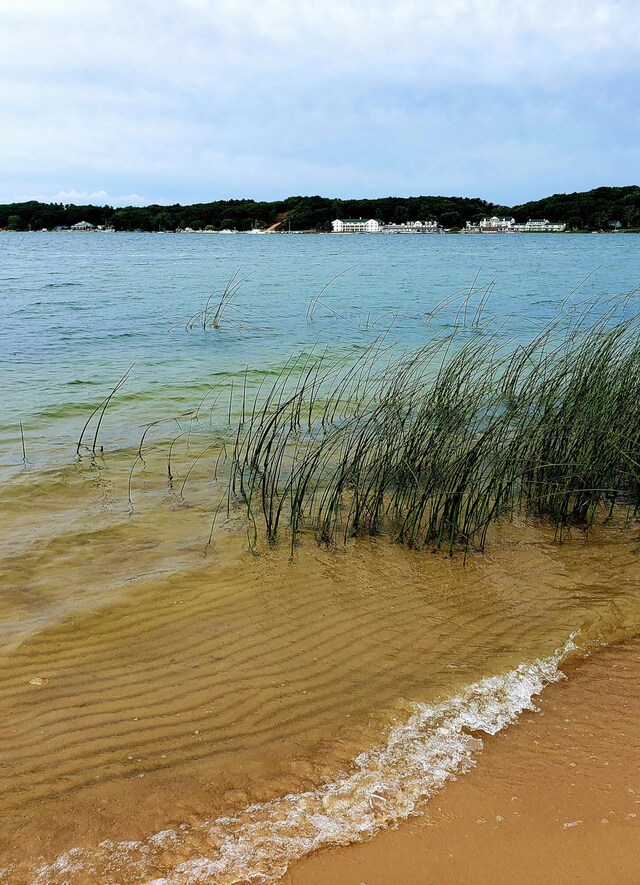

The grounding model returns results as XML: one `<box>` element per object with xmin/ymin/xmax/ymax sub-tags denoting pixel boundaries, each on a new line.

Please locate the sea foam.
<box><xmin>13</xmin><ymin>634</ymin><xmax>577</xmax><ymax>885</ymax></box>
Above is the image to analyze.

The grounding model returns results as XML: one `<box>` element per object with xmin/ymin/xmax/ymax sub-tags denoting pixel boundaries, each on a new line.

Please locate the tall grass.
<box><xmin>76</xmin><ymin>365</ymin><xmax>134</xmax><ymax>456</ymax></box>
<box><xmin>184</xmin><ymin>269</ymin><xmax>250</xmax><ymax>333</ymax></box>
<box><xmin>215</xmin><ymin>303</ymin><xmax>640</xmax><ymax>554</ymax></box>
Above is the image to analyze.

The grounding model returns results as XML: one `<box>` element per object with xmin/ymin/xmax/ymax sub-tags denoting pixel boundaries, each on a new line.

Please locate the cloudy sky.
<box><xmin>0</xmin><ymin>0</ymin><xmax>638</xmax><ymax>206</ymax></box>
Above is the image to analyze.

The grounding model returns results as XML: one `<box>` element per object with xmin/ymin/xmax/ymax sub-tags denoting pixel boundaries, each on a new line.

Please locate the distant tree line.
<box><xmin>510</xmin><ymin>186</ymin><xmax>640</xmax><ymax>232</ymax></box>
<box><xmin>1</xmin><ymin>186</ymin><xmax>639</xmax><ymax>232</ymax></box>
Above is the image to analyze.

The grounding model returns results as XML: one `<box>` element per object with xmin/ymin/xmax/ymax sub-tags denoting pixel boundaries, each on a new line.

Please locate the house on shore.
<box><xmin>516</xmin><ymin>218</ymin><xmax>566</xmax><ymax>232</ymax></box>
<box><xmin>332</xmin><ymin>218</ymin><xmax>382</xmax><ymax>233</ymax></box>
<box><xmin>332</xmin><ymin>218</ymin><xmax>440</xmax><ymax>233</ymax></box>
<box><xmin>381</xmin><ymin>220</ymin><xmax>440</xmax><ymax>233</ymax></box>
<box><xmin>479</xmin><ymin>216</ymin><xmax>516</xmax><ymax>231</ymax></box>
<box><xmin>466</xmin><ymin>216</ymin><xmax>566</xmax><ymax>233</ymax></box>
<box><xmin>70</xmin><ymin>220</ymin><xmax>95</xmax><ymax>231</ymax></box>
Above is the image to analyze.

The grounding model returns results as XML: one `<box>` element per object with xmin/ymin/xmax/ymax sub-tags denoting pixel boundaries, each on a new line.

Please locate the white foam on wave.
<box><xmin>13</xmin><ymin>634</ymin><xmax>577</xmax><ymax>885</ymax></box>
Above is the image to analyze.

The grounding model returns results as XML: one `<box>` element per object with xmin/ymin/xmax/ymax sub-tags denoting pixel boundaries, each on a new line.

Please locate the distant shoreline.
<box><xmin>1</xmin><ymin>185</ymin><xmax>638</xmax><ymax>233</ymax></box>
<box><xmin>2</xmin><ymin>227</ymin><xmax>638</xmax><ymax>235</ymax></box>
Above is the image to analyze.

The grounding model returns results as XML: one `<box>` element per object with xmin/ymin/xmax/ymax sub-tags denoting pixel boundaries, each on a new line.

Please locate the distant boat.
<box><xmin>248</xmin><ymin>228</ymin><xmax>264</xmax><ymax>234</ymax></box>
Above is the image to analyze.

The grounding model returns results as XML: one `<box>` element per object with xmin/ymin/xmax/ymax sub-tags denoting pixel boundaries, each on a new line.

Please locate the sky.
<box><xmin>0</xmin><ymin>0</ymin><xmax>638</xmax><ymax>207</ymax></box>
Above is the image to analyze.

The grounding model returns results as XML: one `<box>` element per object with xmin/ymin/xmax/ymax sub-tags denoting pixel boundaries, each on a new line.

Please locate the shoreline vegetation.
<box><xmin>213</xmin><ymin>294</ymin><xmax>640</xmax><ymax>555</ymax></box>
<box><xmin>1</xmin><ymin>184</ymin><xmax>639</xmax><ymax>233</ymax></box>
<box><xmin>64</xmin><ymin>285</ymin><xmax>640</xmax><ymax>560</ymax></box>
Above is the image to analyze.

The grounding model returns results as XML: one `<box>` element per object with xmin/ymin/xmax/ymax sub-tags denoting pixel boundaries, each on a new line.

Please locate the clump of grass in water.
<box><xmin>184</xmin><ymin>269</ymin><xmax>251</xmax><ymax>333</ymax></box>
<box><xmin>76</xmin><ymin>365</ymin><xmax>134</xmax><ymax>457</ymax></box>
<box><xmin>215</xmin><ymin>303</ymin><xmax>640</xmax><ymax>554</ymax></box>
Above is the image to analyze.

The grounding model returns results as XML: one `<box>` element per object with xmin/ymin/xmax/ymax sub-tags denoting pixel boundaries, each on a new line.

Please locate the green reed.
<box><xmin>184</xmin><ymin>269</ymin><xmax>250</xmax><ymax>333</ymax></box>
<box><xmin>76</xmin><ymin>364</ymin><xmax>134</xmax><ymax>456</ymax></box>
<box><xmin>216</xmin><ymin>302</ymin><xmax>640</xmax><ymax>554</ymax></box>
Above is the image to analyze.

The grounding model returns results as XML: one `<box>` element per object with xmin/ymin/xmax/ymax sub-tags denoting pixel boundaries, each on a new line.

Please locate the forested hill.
<box><xmin>510</xmin><ymin>186</ymin><xmax>640</xmax><ymax>231</ymax></box>
<box><xmin>1</xmin><ymin>186</ymin><xmax>638</xmax><ymax>232</ymax></box>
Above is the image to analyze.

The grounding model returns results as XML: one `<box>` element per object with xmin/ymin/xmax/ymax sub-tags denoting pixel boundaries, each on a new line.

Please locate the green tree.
<box><xmin>440</xmin><ymin>211</ymin><xmax>462</xmax><ymax>229</ymax></box>
<box><xmin>153</xmin><ymin>212</ymin><xmax>173</xmax><ymax>231</ymax></box>
<box><xmin>392</xmin><ymin>205</ymin><xmax>408</xmax><ymax>223</ymax></box>
<box><xmin>589</xmin><ymin>212</ymin><xmax>609</xmax><ymax>231</ymax></box>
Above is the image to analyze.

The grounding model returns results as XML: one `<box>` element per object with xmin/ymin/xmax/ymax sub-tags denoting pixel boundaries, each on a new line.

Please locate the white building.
<box><xmin>514</xmin><ymin>218</ymin><xmax>566</xmax><ymax>232</ymax></box>
<box><xmin>466</xmin><ymin>216</ymin><xmax>566</xmax><ymax>233</ymax></box>
<box><xmin>381</xmin><ymin>220</ymin><xmax>440</xmax><ymax>233</ymax></box>
<box><xmin>332</xmin><ymin>218</ymin><xmax>382</xmax><ymax>233</ymax></box>
<box><xmin>478</xmin><ymin>216</ymin><xmax>516</xmax><ymax>230</ymax></box>
<box><xmin>70</xmin><ymin>220</ymin><xmax>95</xmax><ymax>230</ymax></box>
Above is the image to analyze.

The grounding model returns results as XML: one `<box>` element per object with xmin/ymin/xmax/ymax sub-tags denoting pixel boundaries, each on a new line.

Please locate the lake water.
<box><xmin>0</xmin><ymin>231</ymin><xmax>639</xmax><ymax>885</ymax></box>
<box><xmin>1</xmin><ymin>231</ymin><xmax>639</xmax><ymax>468</ymax></box>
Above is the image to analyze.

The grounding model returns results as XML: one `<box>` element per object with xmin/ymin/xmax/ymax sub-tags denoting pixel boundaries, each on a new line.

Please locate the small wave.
<box><xmin>13</xmin><ymin>634</ymin><xmax>577</xmax><ymax>885</ymax></box>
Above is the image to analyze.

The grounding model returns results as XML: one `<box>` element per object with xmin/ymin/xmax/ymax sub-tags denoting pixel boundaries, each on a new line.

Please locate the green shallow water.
<box><xmin>2</xmin><ymin>231</ymin><xmax>640</xmax><ymax>470</ymax></box>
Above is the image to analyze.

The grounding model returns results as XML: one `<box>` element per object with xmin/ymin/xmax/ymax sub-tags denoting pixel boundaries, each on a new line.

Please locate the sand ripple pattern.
<box><xmin>9</xmin><ymin>635</ymin><xmax>576</xmax><ymax>885</ymax></box>
<box><xmin>2</xmin><ymin>467</ymin><xmax>638</xmax><ymax>884</ymax></box>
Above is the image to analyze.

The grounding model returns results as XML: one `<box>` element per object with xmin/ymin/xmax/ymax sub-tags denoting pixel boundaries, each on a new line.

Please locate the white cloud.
<box><xmin>0</xmin><ymin>0</ymin><xmax>638</xmax><ymax>203</ymax></box>
<box><xmin>38</xmin><ymin>190</ymin><xmax>152</xmax><ymax>207</ymax></box>
<box><xmin>3</xmin><ymin>1</ymin><xmax>639</xmax><ymax>86</ymax></box>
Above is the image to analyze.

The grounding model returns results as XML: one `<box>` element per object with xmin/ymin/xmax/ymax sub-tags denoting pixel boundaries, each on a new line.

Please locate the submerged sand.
<box><xmin>0</xmin><ymin>458</ymin><xmax>638</xmax><ymax>883</ymax></box>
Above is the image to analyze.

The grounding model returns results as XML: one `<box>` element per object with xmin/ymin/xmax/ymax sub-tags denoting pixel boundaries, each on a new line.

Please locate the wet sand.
<box><xmin>287</xmin><ymin>637</ymin><xmax>640</xmax><ymax>885</ymax></box>
<box><xmin>1</xmin><ymin>460</ymin><xmax>639</xmax><ymax>883</ymax></box>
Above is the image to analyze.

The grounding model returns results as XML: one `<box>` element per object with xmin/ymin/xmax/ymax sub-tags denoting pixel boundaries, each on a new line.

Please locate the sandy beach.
<box><xmin>287</xmin><ymin>637</ymin><xmax>640</xmax><ymax>885</ymax></box>
<box><xmin>1</xmin><ymin>452</ymin><xmax>639</xmax><ymax>883</ymax></box>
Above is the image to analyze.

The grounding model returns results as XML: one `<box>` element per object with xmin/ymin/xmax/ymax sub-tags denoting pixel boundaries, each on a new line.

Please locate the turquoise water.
<box><xmin>1</xmin><ymin>231</ymin><xmax>639</xmax><ymax>468</ymax></box>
